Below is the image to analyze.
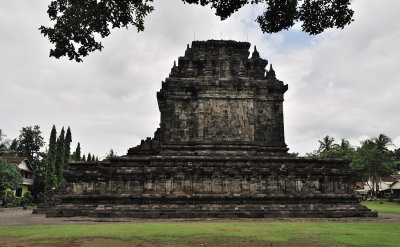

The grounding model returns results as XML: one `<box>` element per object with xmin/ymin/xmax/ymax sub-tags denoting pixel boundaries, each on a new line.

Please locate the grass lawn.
<box><xmin>362</xmin><ymin>199</ymin><xmax>400</xmax><ymax>215</ymax></box>
<box><xmin>1</xmin><ymin>200</ymin><xmax>399</xmax><ymax>246</ymax></box>
<box><xmin>1</xmin><ymin>222</ymin><xmax>400</xmax><ymax>246</ymax></box>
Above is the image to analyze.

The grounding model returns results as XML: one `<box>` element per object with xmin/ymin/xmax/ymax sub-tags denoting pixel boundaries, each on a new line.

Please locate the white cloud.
<box><xmin>0</xmin><ymin>0</ymin><xmax>399</xmax><ymax>157</ymax></box>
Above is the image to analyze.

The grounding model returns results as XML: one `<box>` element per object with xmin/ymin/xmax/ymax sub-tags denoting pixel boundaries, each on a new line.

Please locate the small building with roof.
<box><xmin>2</xmin><ymin>156</ymin><xmax>34</xmax><ymax>197</ymax></box>
<box><xmin>389</xmin><ymin>175</ymin><xmax>400</xmax><ymax>198</ymax></box>
<box><xmin>355</xmin><ymin>175</ymin><xmax>400</xmax><ymax>198</ymax></box>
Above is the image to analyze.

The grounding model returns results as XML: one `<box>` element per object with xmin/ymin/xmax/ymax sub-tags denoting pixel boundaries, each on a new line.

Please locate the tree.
<box><xmin>87</xmin><ymin>153</ymin><xmax>92</xmax><ymax>162</ymax></box>
<box><xmin>305</xmin><ymin>136</ymin><xmax>355</xmax><ymax>160</ymax></box>
<box><xmin>0</xmin><ymin>157</ymin><xmax>23</xmax><ymax>202</ymax></box>
<box><xmin>0</xmin><ymin>129</ymin><xmax>10</xmax><ymax>151</ymax></box>
<box><xmin>64</xmin><ymin>127</ymin><xmax>72</xmax><ymax>170</ymax></box>
<box><xmin>306</xmin><ymin>134</ymin><xmax>397</xmax><ymax>197</ymax></box>
<box><xmin>318</xmin><ymin>135</ymin><xmax>336</xmax><ymax>153</ymax></box>
<box><xmin>55</xmin><ymin>128</ymin><xmax>65</xmax><ymax>184</ymax></box>
<box><xmin>82</xmin><ymin>154</ymin><xmax>86</xmax><ymax>162</ymax></box>
<box><xmin>8</xmin><ymin>139</ymin><xmax>19</xmax><ymax>156</ymax></box>
<box><xmin>393</xmin><ymin>148</ymin><xmax>400</xmax><ymax>173</ymax></box>
<box><xmin>40</xmin><ymin>0</ymin><xmax>154</xmax><ymax>62</ymax></box>
<box><xmin>352</xmin><ymin>137</ymin><xmax>394</xmax><ymax>197</ymax></box>
<box><xmin>31</xmin><ymin>151</ymin><xmax>47</xmax><ymax>202</ymax></box>
<box><xmin>74</xmin><ymin>142</ymin><xmax>81</xmax><ymax>161</ymax></box>
<box><xmin>41</xmin><ymin>0</ymin><xmax>353</xmax><ymax>62</ymax></box>
<box><xmin>339</xmin><ymin>138</ymin><xmax>351</xmax><ymax>150</ymax></box>
<box><xmin>16</xmin><ymin>126</ymin><xmax>44</xmax><ymax>162</ymax></box>
<box><xmin>45</xmin><ymin>126</ymin><xmax>57</xmax><ymax>194</ymax></box>
<box><xmin>104</xmin><ymin>149</ymin><xmax>117</xmax><ymax>161</ymax></box>
<box><xmin>319</xmin><ymin>138</ymin><xmax>355</xmax><ymax>160</ymax></box>
<box><xmin>373</xmin><ymin>134</ymin><xmax>393</xmax><ymax>152</ymax></box>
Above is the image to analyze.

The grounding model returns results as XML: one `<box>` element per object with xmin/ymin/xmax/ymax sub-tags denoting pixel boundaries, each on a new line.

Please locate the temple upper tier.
<box><xmin>128</xmin><ymin>40</ymin><xmax>288</xmax><ymax>156</ymax></box>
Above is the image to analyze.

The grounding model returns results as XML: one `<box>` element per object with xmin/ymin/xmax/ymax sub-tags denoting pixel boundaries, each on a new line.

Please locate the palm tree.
<box><xmin>318</xmin><ymin>135</ymin><xmax>335</xmax><ymax>153</ymax></box>
<box><xmin>0</xmin><ymin>129</ymin><xmax>10</xmax><ymax>151</ymax></box>
<box><xmin>340</xmin><ymin>138</ymin><xmax>351</xmax><ymax>150</ymax></box>
<box><xmin>373</xmin><ymin>134</ymin><xmax>393</xmax><ymax>152</ymax></box>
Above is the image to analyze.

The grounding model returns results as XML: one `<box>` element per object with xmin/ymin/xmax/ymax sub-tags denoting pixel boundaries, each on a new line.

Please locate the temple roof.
<box><xmin>169</xmin><ymin>40</ymin><xmax>270</xmax><ymax>80</ymax></box>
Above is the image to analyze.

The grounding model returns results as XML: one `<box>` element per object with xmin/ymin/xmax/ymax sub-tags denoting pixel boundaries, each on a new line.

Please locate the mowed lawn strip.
<box><xmin>362</xmin><ymin>200</ymin><xmax>400</xmax><ymax>215</ymax></box>
<box><xmin>1</xmin><ymin>222</ymin><xmax>400</xmax><ymax>246</ymax></box>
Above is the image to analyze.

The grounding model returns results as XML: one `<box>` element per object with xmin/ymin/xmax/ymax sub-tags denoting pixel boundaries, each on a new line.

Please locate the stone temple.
<box><xmin>41</xmin><ymin>40</ymin><xmax>376</xmax><ymax>218</ymax></box>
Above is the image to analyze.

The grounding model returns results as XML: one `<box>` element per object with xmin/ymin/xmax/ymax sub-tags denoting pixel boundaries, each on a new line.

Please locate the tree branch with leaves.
<box><xmin>40</xmin><ymin>0</ymin><xmax>353</xmax><ymax>62</ymax></box>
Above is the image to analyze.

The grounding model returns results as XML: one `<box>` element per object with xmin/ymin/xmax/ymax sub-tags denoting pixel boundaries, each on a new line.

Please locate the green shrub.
<box><xmin>13</xmin><ymin>197</ymin><xmax>21</xmax><ymax>207</ymax></box>
<box><xmin>0</xmin><ymin>190</ymin><xmax>5</xmax><ymax>200</ymax></box>
<box><xmin>23</xmin><ymin>191</ymin><xmax>33</xmax><ymax>204</ymax></box>
<box><xmin>19</xmin><ymin>197</ymin><xmax>29</xmax><ymax>207</ymax></box>
<box><xmin>1</xmin><ymin>190</ymin><xmax>15</xmax><ymax>206</ymax></box>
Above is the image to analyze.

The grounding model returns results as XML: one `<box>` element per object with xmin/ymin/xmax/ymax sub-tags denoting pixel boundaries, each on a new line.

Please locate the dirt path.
<box><xmin>1</xmin><ymin>209</ymin><xmax>400</xmax><ymax>226</ymax></box>
<box><xmin>0</xmin><ymin>236</ymin><xmax>327</xmax><ymax>247</ymax></box>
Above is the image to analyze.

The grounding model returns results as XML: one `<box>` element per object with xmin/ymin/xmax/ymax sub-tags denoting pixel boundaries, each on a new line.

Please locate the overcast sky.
<box><xmin>1</xmin><ymin>0</ymin><xmax>399</xmax><ymax>158</ymax></box>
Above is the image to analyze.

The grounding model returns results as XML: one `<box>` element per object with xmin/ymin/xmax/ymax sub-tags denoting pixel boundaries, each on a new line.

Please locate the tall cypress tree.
<box><xmin>55</xmin><ymin>127</ymin><xmax>65</xmax><ymax>184</ymax></box>
<box><xmin>75</xmin><ymin>142</ymin><xmax>81</xmax><ymax>161</ymax></box>
<box><xmin>64</xmin><ymin>127</ymin><xmax>72</xmax><ymax>170</ymax></box>
<box><xmin>45</xmin><ymin>125</ymin><xmax>57</xmax><ymax>194</ymax></box>
<box><xmin>87</xmin><ymin>153</ymin><xmax>92</xmax><ymax>162</ymax></box>
<box><xmin>82</xmin><ymin>154</ymin><xmax>86</xmax><ymax>161</ymax></box>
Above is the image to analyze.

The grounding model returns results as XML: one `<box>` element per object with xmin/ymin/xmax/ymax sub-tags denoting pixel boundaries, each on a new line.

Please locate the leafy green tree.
<box><xmin>319</xmin><ymin>138</ymin><xmax>355</xmax><ymax>160</ymax></box>
<box><xmin>339</xmin><ymin>138</ymin><xmax>351</xmax><ymax>150</ymax></box>
<box><xmin>392</xmin><ymin>148</ymin><xmax>400</xmax><ymax>173</ymax></box>
<box><xmin>31</xmin><ymin>152</ymin><xmax>47</xmax><ymax>202</ymax></box>
<box><xmin>0</xmin><ymin>157</ymin><xmax>23</xmax><ymax>202</ymax></box>
<box><xmin>16</xmin><ymin>126</ymin><xmax>44</xmax><ymax>162</ymax></box>
<box><xmin>74</xmin><ymin>142</ymin><xmax>81</xmax><ymax>161</ymax></box>
<box><xmin>55</xmin><ymin>128</ymin><xmax>65</xmax><ymax>184</ymax></box>
<box><xmin>40</xmin><ymin>0</ymin><xmax>353</xmax><ymax>62</ymax></box>
<box><xmin>45</xmin><ymin>126</ymin><xmax>57</xmax><ymax>194</ymax></box>
<box><xmin>87</xmin><ymin>153</ymin><xmax>92</xmax><ymax>162</ymax></box>
<box><xmin>7</xmin><ymin>139</ymin><xmax>19</xmax><ymax>156</ymax></box>
<box><xmin>0</xmin><ymin>129</ymin><xmax>10</xmax><ymax>151</ymax></box>
<box><xmin>64</xmin><ymin>127</ymin><xmax>72</xmax><ymax>170</ymax></box>
<box><xmin>104</xmin><ymin>149</ymin><xmax>117</xmax><ymax>161</ymax></box>
<box><xmin>351</xmin><ymin>138</ymin><xmax>394</xmax><ymax>196</ymax></box>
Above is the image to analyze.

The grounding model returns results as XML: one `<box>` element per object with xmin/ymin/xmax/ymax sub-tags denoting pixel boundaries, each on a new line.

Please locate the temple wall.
<box><xmin>63</xmin><ymin>158</ymin><xmax>355</xmax><ymax>198</ymax></box>
<box><xmin>69</xmin><ymin>176</ymin><xmax>352</xmax><ymax>196</ymax></box>
<box><xmin>166</xmin><ymin>98</ymin><xmax>255</xmax><ymax>143</ymax></box>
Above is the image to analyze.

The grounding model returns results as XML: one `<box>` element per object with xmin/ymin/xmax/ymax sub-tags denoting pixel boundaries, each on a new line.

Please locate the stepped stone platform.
<box><xmin>38</xmin><ymin>40</ymin><xmax>376</xmax><ymax>218</ymax></box>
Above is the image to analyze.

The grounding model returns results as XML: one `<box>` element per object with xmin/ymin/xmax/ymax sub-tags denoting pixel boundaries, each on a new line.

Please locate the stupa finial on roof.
<box><xmin>170</xmin><ymin>60</ymin><xmax>178</xmax><ymax>77</ymax></box>
<box><xmin>267</xmin><ymin>64</ymin><xmax>276</xmax><ymax>78</ymax></box>
<box><xmin>252</xmin><ymin>45</ymin><xmax>260</xmax><ymax>58</ymax></box>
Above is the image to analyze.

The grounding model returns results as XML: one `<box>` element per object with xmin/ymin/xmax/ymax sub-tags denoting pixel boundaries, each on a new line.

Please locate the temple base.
<box><xmin>37</xmin><ymin>155</ymin><xmax>377</xmax><ymax>218</ymax></box>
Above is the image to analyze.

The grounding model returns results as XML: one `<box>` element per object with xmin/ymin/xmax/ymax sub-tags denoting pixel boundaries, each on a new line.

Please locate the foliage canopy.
<box><xmin>16</xmin><ymin>126</ymin><xmax>44</xmax><ymax>162</ymax></box>
<box><xmin>0</xmin><ymin>157</ymin><xmax>23</xmax><ymax>192</ymax></box>
<box><xmin>308</xmin><ymin>134</ymin><xmax>399</xmax><ymax>195</ymax></box>
<box><xmin>40</xmin><ymin>0</ymin><xmax>354</xmax><ymax>62</ymax></box>
<box><xmin>45</xmin><ymin>125</ymin><xmax>57</xmax><ymax>194</ymax></box>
